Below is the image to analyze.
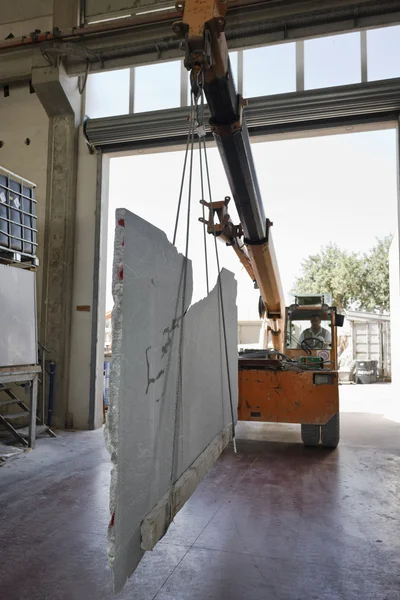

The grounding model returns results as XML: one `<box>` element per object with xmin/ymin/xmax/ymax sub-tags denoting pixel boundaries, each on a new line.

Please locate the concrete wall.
<box><xmin>68</xmin><ymin>132</ymin><xmax>98</xmax><ymax>429</ymax></box>
<box><xmin>0</xmin><ymin>0</ymin><xmax>81</xmax><ymax>39</ymax></box>
<box><xmin>0</xmin><ymin>0</ymin><xmax>104</xmax><ymax>430</ymax></box>
<box><xmin>0</xmin><ymin>83</ymin><xmax>49</xmax><ymax>327</ymax></box>
<box><xmin>68</xmin><ymin>144</ymin><xmax>109</xmax><ymax>430</ymax></box>
<box><xmin>0</xmin><ymin>80</ymin><xmax>103</xmax><ymax>430</ymax></box>
<box><xmin>0</xmin><ymin>1</ymin><xmax>53</xmax><ymax>39</ymax></box>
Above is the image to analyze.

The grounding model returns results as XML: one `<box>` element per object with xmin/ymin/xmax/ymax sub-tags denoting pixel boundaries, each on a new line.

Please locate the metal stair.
<box><xmin>0</xmin><ymin>384</ymin><xmax>56</xmax><ymax>446</ymax></box>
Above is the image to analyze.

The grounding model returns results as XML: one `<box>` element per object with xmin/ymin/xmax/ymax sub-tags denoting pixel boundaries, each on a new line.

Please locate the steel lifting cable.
<box><xmin>168</xmin><ymin>85</ymin><xmax>238</xmax><ymax>523</ymax></box>
<box><xmin>198</xmin><ymin>86</ymin><xmax>237</xmax><ymax>454</ymax></box>
<box><xmin>168</xmin><ymin>94</ymin><xmax>197</xmax><ymax>521</ymax></box>
<box><xmin>196</xmin><ymin>86</ymin><xmax>210</xmax><ymax>295</ymax></box>
<box><xmin>173</xmin><ymin>95</ymin><xmax>195</xmax><ymax>246</ymax></box>
<box><xmin>198</xmin><ymin>138</ymin><xmax>210</xmax><ymax>295</ymax></box>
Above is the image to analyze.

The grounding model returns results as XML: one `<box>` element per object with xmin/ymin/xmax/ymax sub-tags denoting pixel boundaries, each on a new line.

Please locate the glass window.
<box><xmin>243</xmin><ymin>43</ymin><xmax>296</xmax><ymax>97</ymax></box>
<box><xmin>286</xmin><ymin>312</ymin><xmax>332</xmax><ymax>350</ymax></box>
<box><xmin>85</xmin><ymin>69</ymin><xmax>130</xmax><ymax>118</ymax></box>
<box><xmin>187</xmin><ymin>52</ymin><xmax>238</xmax><ymax>105</ymax></box>
<box><xmin>367</xmin><ymin>25</ymin><xmax>400</xmax><ymax>81</ymax></box>
<box><xmin>304</xmin><ymin>32</ymin><xmax>361</xmax><ymax>90</ymax></box>
<box><xmin>134</xmin><ymin>60</ymin><xmax>180</xmax><ymax>113</ymax></box>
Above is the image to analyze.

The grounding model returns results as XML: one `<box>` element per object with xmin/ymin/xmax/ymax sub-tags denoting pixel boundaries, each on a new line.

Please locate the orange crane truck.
<box><xmin>174</xmin><ymin>0</ymin><xmax>344</xmax><ymax>448</ymax></box>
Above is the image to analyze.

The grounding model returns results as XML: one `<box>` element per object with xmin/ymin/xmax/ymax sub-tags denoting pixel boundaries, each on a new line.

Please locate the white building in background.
<box><xmin>390</xmin><ymin>235</ymin><xmax>400</xmax><ymax>386</ymax></box>
<box><xmin>237</xmin><ymin>320</ymin><xmax>263</xmax><ymax>350</ymax></box>
<box><xmin>343</xmin><ymin>311</ymin><xmax>391</xmax><ymax>381</ymax></box>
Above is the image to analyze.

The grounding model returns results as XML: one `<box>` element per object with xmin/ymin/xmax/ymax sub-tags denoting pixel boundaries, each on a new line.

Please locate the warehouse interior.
<box><xmin>1</xmin><ymin>1</ymin><xmax>400</xmax><ymax>599</ymax></box>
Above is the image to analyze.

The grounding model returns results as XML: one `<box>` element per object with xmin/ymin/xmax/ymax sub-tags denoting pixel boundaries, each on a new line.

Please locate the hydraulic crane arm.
<box><xmin>173</xmin><ymin>0</ymin><xmax>285</xmax><ymax>348</ymax></box>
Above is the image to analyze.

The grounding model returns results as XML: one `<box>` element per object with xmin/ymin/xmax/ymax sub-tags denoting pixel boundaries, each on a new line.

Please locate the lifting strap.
<box><xmin>166</xmin><ymin>85</ymin><xmax>237</xmax><ymax>521</ymax></box>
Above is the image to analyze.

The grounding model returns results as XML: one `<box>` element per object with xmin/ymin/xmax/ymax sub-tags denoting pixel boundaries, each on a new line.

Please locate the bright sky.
<box><xmin>106</xmin><ymin>129</ymin><xmax>397</xmax><ymax>319</ymax></box>
<box><xmin>96</xmin><ymin>25</ymin><xmax>400</xmax><ymax>319</ymax></box>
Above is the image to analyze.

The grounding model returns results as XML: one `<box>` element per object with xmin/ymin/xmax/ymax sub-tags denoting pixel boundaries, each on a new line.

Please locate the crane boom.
<box><xmin>173</xmin><ymin>0</ymin><xmax>341</xmax><ymax>446</ymax></box>
<box><xmin>174</xmin><ymin>0</ymin><xmax>285</xmax><ymax>348</ymax></box>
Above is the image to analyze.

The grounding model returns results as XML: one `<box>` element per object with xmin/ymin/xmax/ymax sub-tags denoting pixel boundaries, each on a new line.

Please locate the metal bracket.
<box><xmin>199</xmin><ymin>196</ymin><xmax>242</xmax><ymax>242</ymax></box>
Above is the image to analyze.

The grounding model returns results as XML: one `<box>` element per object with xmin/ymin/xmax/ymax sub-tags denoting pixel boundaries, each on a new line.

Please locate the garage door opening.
<box><xmin>104</xmin><ymin>129</ymin><xmax>397</xmax><ymax>419</ymax></box>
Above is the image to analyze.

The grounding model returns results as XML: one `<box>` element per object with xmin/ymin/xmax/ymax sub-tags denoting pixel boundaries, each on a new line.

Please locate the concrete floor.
<box><xmin>1</xmin><ymin>384</ymin><xmax>400</xmax><ymax>600</ymax></box>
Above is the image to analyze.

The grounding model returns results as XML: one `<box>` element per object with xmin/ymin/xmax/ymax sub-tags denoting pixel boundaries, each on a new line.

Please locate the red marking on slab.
<box><xmin>108</xmin><ymin>512</ymin><xmax>115</xmax><ymax>529</ymax></box>
<box><xmin>118</xmin><ymin>219</ymin><xmax>125</xmax><ymax>227</ymax></box>
<box><xmin>118</xmin><ymin>267</ymin><xmax>124</xmax><ymax>280</ymax></box>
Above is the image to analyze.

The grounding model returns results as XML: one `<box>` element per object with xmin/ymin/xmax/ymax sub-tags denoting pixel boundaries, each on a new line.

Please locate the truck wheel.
<box><xmin>321</xmin><ymin>413</ymin><xmax>340</xmax><ymax>449</ymax></box>
<box><xmin>301</xmin><ymin>424</ymin><xmax>320</xmax><ymax>446</ymax></box>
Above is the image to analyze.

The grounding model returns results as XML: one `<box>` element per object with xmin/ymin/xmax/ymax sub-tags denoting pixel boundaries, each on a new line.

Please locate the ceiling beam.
<box><xmin>1</xmin><ymin>0</ymin><xmax>400</xmax><ymax>82</ymax></box>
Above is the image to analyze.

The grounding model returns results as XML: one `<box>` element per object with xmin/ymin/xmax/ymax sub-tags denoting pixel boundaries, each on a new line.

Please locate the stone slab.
<box><xmin>141</xmin><ymin>423</ymin><xmax>232</xmax><ymax>551</ymax></box>
<box><xmin>105</xmin><ymin>209</ymin><xmax>238</xmax><ymax>593</ymax></box>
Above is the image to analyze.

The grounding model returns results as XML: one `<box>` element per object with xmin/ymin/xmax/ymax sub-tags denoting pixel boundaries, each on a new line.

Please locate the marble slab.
<box><xmin>105</xmin><ymin>209</ymin><xmax>238</xmax><ymax>593</ymax></box>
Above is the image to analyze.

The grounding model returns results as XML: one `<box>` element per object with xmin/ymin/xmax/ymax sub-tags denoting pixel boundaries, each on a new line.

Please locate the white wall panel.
<box><xmin>0</xmin><ymin>265</ymin><xmax>36</xmax><ymax>367</ymax></box>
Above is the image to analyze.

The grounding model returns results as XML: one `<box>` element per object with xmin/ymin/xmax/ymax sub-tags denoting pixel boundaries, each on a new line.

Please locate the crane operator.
<box><xmin>298</xmin><ymin>314</ymin><xmax>331</xmax><ymax>349</ymax></box>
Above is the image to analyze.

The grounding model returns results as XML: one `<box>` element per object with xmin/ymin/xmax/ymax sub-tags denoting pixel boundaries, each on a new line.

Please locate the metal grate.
<box><xmin>0</xmin><ymin>166</ymin><xmax>38</xmax><ymax>267</ymax></box>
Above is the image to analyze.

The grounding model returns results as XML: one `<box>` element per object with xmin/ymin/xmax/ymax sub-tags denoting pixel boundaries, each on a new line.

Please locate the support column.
<box><xmin>68</xmin><ymin>138</ymin><xmax>109</xmax><ymax>430</ymax></box>
<box><xmin>32</xmin><ymin>64</ymin><xmax>81</xmax><ymax>428</ymax></box>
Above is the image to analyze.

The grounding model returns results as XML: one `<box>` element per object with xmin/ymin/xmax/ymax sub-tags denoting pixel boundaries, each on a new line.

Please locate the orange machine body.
<box><xmin>238</xmin><ymin>369</ymin><xmax>339</xmax><ymax>425</ymax></box>
<box><xmin>238</xmin><ymin>303</ymin><xmax>340</xmax><ymax>426</ymax></box>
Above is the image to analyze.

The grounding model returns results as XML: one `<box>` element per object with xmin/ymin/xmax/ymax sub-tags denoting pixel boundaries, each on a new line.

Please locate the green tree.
<box><xmin>293</xmin><ymin>237</ymin><xmax>392</xmax><ymax>313</ymax></box>
<box><xmin>294</xmin><ymin>243</ymin><xmax>363</xmax><ymax>312</ymax></box>
<box><xmin>359</xmin><ymin>235</ymin><xmax>393</xmax><ymax>313</ymax></box>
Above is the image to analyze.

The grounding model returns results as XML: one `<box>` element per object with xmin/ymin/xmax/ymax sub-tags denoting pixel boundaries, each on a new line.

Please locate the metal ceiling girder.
<box><xmin>69</xmin><ymin>0</ymin><xmax>400</xmax><ymax>74</ymax></box>
<box><xmin>1</xmin><ymin>0</ymin><xmax>400</xmax><ymax>83</ymax></box>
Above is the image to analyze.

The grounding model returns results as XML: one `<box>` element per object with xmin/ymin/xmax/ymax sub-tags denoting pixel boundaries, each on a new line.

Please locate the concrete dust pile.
<box><xmin>105</xmin><ymin>209</ymin><xmax>238</xmax><ymax>593</ymax></box>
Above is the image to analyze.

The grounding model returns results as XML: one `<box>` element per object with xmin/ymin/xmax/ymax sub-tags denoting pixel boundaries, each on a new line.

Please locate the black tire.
<box><xmin>321</xmin><ymin>412</ymin><xmax>340</xmax><ymax>449</ymax></box>
<box><xmin>301</xmin><ymin>424</ymin><xmax>320</xmax><ymax>447</ymax></box>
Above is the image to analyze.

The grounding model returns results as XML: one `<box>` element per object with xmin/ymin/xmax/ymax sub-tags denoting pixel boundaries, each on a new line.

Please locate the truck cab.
<box><xmin>284</xmin><ymin>294</ymin><xmax>342</xmax><ymax>370</ymax></box>
<box><xmin>238</xmin><ymin>294</ymin><xmax>343</xmax><ymax>448</ymax></box>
